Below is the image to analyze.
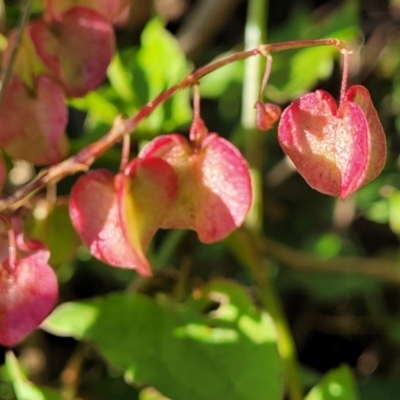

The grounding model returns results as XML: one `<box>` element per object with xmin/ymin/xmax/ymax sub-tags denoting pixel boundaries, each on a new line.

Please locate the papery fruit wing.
<box><xmin>69</xmin><ymin>169</ymin><xmax>151</xmax><ymax>275</ymax></box>
<box><xmin>140</xmin><ymin>133</ymin><xmax>252</xmax><ymax>242</ymax></box>
<box><xmin>30</xmin><ymin>6</ymin><xmax>115</xmax><ymax>97</ymax></box>
<box><xmin>0</xmin><ymin>249</ymin><xmax>58</xmax><ymax>347</ymax></box>
<box><xmin>278</xmin><ymin>90</ymin><xmax>371</xmax><ymax>199</ymax></box>
<box><xmin>44</xmin><ymin>0</ymin><xmax>129</xmax><ymax>22</ymax></box>
<box><xmin>343</xmin><ymin>85</ymin><xmax>386</xmax><ymax>186</ymax></box>
<box><xmin>0</xmin><ymin>76</ymin><xmax>69</xmax><ymax>165</ymax></box>
<box><xmin>117</xmin><ymin>158</ymin><xmax>178</xmax><ymax>256</ymax></box>
<box><xmin>196</xmin><ymin>134</ymin><xmax>252</xmax><ymax>242</ymax></box>
<box><xmin>139</xmin><ymin>134</ymin><xmax>198</xmax><ymax>231</ymax></box>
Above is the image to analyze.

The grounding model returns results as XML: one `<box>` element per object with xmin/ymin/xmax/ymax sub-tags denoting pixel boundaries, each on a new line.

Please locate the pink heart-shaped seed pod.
<box><xmin>0</xmin><ymin>75</ymin><xmax>69</xmax><ymax>165</ymax></box>
<box><xmin>44</xmin><ymin>0</ymin><xmax>129</xmax><ymax>23</ymax></box>
<box><xmin>342</xmin><ymin>85</ymin><xmax>387</xmax><ymax>188</ymax></box>
<box><xmin>69</xmin><ymin>158</ymin><xmax>178</xmax><ymax>275</ymax></box>
<box><xmin>278</xmin><ymin>85</ymin><xmax>386</xmax><ymax>199</ymax></box>
<box><xmin>0</xmin><ymin>248</ymin><xmax>58</xmax><ymax>347</ymax></box>
<box><xmin>139</xmin><ymin>133</ymin><xmax>252</xmax><ymax>243</ymax></box>
<box><xmin>30</xmin><ymin>6</ymin><xmax>115</xmax><ymax>97</ymax></box>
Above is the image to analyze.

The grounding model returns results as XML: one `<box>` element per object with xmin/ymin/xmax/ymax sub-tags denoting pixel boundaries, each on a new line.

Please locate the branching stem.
<box><xmin>0</xmin><ymin>38</ymin><xmax>345</xmax><ymax>211</ymax></box>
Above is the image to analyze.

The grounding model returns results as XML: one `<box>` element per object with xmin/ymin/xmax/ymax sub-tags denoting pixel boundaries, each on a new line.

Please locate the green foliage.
<box><xmin>44</xmin><ymin>280</ymin><xmax>283</xmax><ymax>400</ymax></box>
<box><xmin>25</xmin><ymin>202</ymin><xmax>80</xmax><ymax>265</ymax></box>
<box><xmin>5</xmin><ymin>352</ymin><xmax>62</xmax><ymax>400</ymax></box>
<box><xmin>70</xmin><ymin>17</ymin><xmax>192</xmax><ymax>137</ymax></box>
<box><xmin>305</xmin><ymin>365</ymin><xmax>359</xmax><ymax>400</ymax></box>
<box><xmin>268</xmin><ymin>0</ymin><xmax>359</xmax><ymax>101</ymax></box>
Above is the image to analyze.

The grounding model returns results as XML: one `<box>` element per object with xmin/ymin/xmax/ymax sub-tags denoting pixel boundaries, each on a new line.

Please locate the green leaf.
<box><xmin>25</xmin><ymin>203</ymin><xmax>81</xmax><ymax>265</ymax></box>
<box><xmin>5</xmin><ymin>352</ymin><xmax>62</xmax><ymax>400</ymax></box>
<box><xmin>305</xmin><ymin>364</ymin><xmax>359</xmax><ymax>400</ymax></box>
<box><xmin>200</xmin><ymin>55</ymin><xmax>244</xmax><ymax>98</ymax></box>
<box><xmin>44</xmin><ymin>280</ymin><xmax>283</xmax><ymax>400</ymax></box>
<box><xmin>305</xmin><ymin>0</ymin><xmax>359</xmax><ymax>41</ymax></box>
<box><xmin>107</xmin><ymin>52</ymin><xmax>136</xmax><ymax>103</ymax></box>
<box><xmin>41</xmin><ymin>299</ymin><xmax>102</xmax><ymax>338</ymax></box>
<box><xmin>69</xmin><ymin>91</ymin><xmax>119</xmax><ymax>125</ymax></box>
<box><xmin>140</xmin><ymin>387</ymin><xmax>171</xmax><ymax>400</ymax></box>
<box><xmin>133</xmin><ymin>17</ymin><xmax>192</xmax><ymax>134</ymax></box>
<box><xmin>268</xmin><ymin>0</ymin><xmax>360</xmax><ymax>102</ymax></box>
<box><xmin>279</xmin><ymin>46</ymin><xmax>335</xmax><ymax>97</ymax></box>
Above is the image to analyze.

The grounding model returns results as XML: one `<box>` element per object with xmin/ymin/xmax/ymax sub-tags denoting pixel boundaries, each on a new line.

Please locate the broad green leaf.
<box><xmin>41</xmin><ymin>299</ymin><xmax>102</xmax><ymax>338</ymax></box>
<box><xmin>5</xmin><ymin>352</ymin><xmax>62</xmax><ymax>400</ymax></box>
<box><xmin>305</xmin><ymin>364</ymin><xmax>359</xmax><ymax>400</ymax></box>
<box><xmin>44</xmin><ymin>280</ymin><xmax>283</xmax><ymax>400</ymax></box>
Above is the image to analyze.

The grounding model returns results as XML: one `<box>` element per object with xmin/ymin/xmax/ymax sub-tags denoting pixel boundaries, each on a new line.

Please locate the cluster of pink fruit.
<box><xmin>0</xmin><ymin>0</ymin><xmax>127</xmax><ymax>347</ymax></box>
<box><xmin>0</xmin><ymin>3</ymin><xmax>387</xmax><ymax>348</ymax></box>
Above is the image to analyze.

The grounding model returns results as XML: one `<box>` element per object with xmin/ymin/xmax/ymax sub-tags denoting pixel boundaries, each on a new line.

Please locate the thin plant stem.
<box><xmin>227</xmin><ymin>228</ymin><xmax>303</xmax><ymax>400</ymax></box>
<box><xmin>120</xmin><ymin>132</ymin><xmax>131</xmax><ymax>172</ymax></box>
<box><xmin>0</xmin><ymin>214</ymin><xmax>16</xmax><ymax>271</ymax></box>
<box><xmin>242</xmin><ymin>3</ymin><xmax>303</xmax><ymax>398</ymax></box>
<box><xmin>242</xmin><ymin>0</ymin><xmax>267</xmax><ymax>234</ymax></box>
<box><xmin>0</xmin><ymin>0</ymin><xmax>33</xmax><ymax>109</ymax></box>
<box><xmin>339</xmin><ymin>49</ymin><xmax>350</xmax><ymax>105</ymax></box>
<box><xmin>152</xmin><ymin>229</ymin><xmax>187</xmax><ymax>270</ymax></box>
<box><xmin>259</xmin><ymin>54</ymin><xmax>273</xmax><ymax>101</ymax></box>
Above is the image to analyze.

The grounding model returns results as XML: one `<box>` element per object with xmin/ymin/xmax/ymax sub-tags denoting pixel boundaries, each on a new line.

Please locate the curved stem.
<box><xmin>0</xmin><ymin>214</ymin><xmax>16</xmax><ymax>272</ymax></box>
<box><xmin>120</xmin><ymin>132</ymin><xmax>131</xmax><ymax>172</ymax></box>
<box><xmin>242</xmin><ymin>0</ymin><xmax>267</xmax><ymax>234</ymax></box>
<box><xmin>259</xmin><ymin>54</ymin><xmax>273</xmax><ymax>101</ymax></box>
<box><xmin>339</xmin><ymin>49</ymin><xmax>350</xmax><ymax>105</ymax></box>
<box><xmin>0</xmin><ymin>0</ymin><xmax>33</xmax><ymax>108</ymax></box>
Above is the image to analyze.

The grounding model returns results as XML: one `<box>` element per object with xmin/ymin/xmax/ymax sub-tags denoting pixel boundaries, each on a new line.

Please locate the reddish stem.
<box><xmin>189</xmin><ymin>84</ymin><xmax>208</xmax><ymax>148</ymax></box>
<box><xmin>259</xmin><ymin>54</ymin><xmax>273</xmax><ymax>102</ymax></box>
<box><xmin>0</xmin><ymin>0</ymin><xmax>33</xmax><ymax>109</ymax></box>
<box><xmin>339</xmin><ymin>49</ymin><xmax>350</xmax><ymax>105</ymax></box>
<box><xmin>0</xmin><ymin>214</ymin><xmax>17</xmax><ymax>272</ymax></box>
<box><xmin>0</xmin><ymin>38</ymin><xmax>346</xmax><ymax>211</ymax></box>
<box><xmin>120</xmin><ymin>132</ymin><xmax>131</xmax><ymax>173</ymax></box>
